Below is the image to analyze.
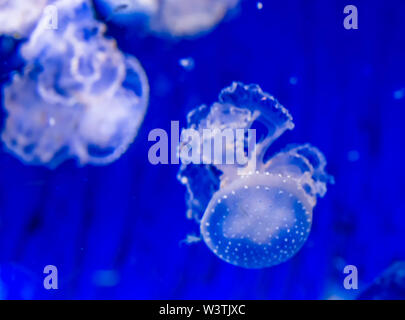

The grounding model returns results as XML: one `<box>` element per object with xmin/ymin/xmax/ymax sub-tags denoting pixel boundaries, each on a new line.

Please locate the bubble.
<box><xmin>1</xmin><ymin>0</ymin><xmax>149</xmax><ymax>167</ymax></box>
<box><xmin>393</xmin><ymin>88</ymin><xmax>405</xmax><ymax>100</ymax></box>
<box><xmin>347</xmin><ymin>150</ymin><xmax>360</xmax><ymax>162</ymax></box>
<box><xmin>178</xmin><ymin>82</ymin><xmax>333</xmax><ymax>268</ymax></box>
<box><xmin>179</xmin><ymin>57</ymin><xmax>195</xmax><ymax>71</ymax></box>
<box><xmin>289</xmin><ymin>76</ymin><xmax>298</xmax><ymax>85</ymax></box>
<box><xmin>92</xmin><ymin>270</ymin><xmax>120</xmax><ymax>287</ymax></box>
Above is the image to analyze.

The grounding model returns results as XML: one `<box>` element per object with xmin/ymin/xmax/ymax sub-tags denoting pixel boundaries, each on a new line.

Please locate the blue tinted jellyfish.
<box><xmin>95</xmin><ymin>0</ymin><xmax>240</xmax><ymax>37</ymax></box>
<box><xmin>357</xmin><ymin>262</ymin><xmax>405</xmax><ymax>300</ymax></box>
<box><xmin>0</xmin><ymin>0</ymin><xmax>50</xmax><ymax>37</ymax></box>
<box><xmin>178</xmin><ymin>82</ymin><xmax>333</xmax><ymax>268</ymax></box>
<box><xmin>1</xmin><ymin>0</ymin><xmax>149</xmax><ymax>167</ymax></box>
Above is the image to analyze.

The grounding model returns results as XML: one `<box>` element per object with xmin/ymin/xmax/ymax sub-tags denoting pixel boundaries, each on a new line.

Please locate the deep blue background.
<box><xmin>0</xmin><ymin>0</ymin><xmax>404</xmax><ymax>299</ymax></box>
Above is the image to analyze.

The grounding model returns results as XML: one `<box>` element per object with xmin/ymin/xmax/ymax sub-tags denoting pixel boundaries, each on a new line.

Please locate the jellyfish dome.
<box><xmin>96</xmin><ymin>0</ymin><xmax>240</xmax><ymax>37</ymax></box>
<box><xmin>0</xmin><ymin>0</ymin><xmax>50</xmax><ymax>37</ymax></box>
<box><xmin>1</xmin><ymin>0</ymin><xmax>149</xmax><ymax>167</ymax></box>
<box><xmin>178</xmin><ymin>82</ymin><xmax>333</xmax><ymax>268</ymax></box>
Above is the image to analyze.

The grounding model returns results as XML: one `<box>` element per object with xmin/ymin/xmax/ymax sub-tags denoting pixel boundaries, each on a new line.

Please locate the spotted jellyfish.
<box><xmin>1</xmin><ymin>0</ymin><xmax>149</xmax><ymax>167</ymax></box>
<box><xmin>95</xmin><ymin>0</ymin><xmax>240</xmax><ymax>37</ymax></box>
<box><xmin>178</xmin><ymin>82</ymin><xmax>333</xmax><ymax>268</ymax></box>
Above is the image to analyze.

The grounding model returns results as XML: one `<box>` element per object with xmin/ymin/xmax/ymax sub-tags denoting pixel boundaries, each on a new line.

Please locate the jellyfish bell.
<box><xmin>178</xmin><ymin>82</ymin><xmax>333</xmax><ymax>268</ymax></box>
<box><xmin>102</xmin><ymin>0</ymin><xmax>159</xmax><ymax>16</ymax></box>
<box><xmin>95</xmin><ymin>0</ymin><xmax>158</xmax><ymax>32</ymax></box>
<box><xmin>200</xmin><ymin>159</ymin><xmax>323</xmax><ymax>269</ymax></box>
<box><xmin>152</xmin><ymin>0</ymin><xmax>240</xmax><ymax>37</ymax></box>
<box><xmin>95</xmin><ymin>0</ymin><xmax>240</xmax><ymax>38</ymax></box>
<box><xmin>72</xmin><ymin>55</ymin><xmax>149</xmax><ymax>165</ymax></box>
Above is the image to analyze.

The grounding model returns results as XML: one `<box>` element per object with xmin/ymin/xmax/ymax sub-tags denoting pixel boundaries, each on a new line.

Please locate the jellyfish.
<box><xmin>0</xmin><ymin>0</ymin><xmax>50</xmax><ymax>37</ymax></box>
<box><xmin>178</xmin><ymin>82</ymin><xmax>333</xmax><ymax>268</ymax></box>
<box><xmin>1</xmin><ymin>0</ymin><xmax>149</xmax><ymax>167</ymax></box>
<box><xmin>95</xmin><ymin>0</ymin><xmax>240</xmax><ymax>37</ymax></box>
<box><xmin>357</xmin><ymin>261</ymin><xmax>405</xmax><ymax>300</ymax></box>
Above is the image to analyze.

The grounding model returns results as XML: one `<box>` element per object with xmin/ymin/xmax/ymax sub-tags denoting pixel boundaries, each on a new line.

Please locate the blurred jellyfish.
<box><xmin>0</xmin><ymin>0</ymin><xmax>50</xmax><ymax>37</ymax></box>
<box><xmin>357</xmin><ymin>261</ymin><xmax>405</xmax><ymax>300</ymax></box>
<box><xmin>95</xmin><ymin>0</ymin><xmax>240</xmax><ymax>37</ymax></box>
<box><xmin>1</xmin><ymin>0</ymin><xmax>149</xmax><ymax>167</ymax></box>
<box><xmin>178</xmin><ymin>82</ymin><xmax>333</xmax><ymax>268</ymax></box>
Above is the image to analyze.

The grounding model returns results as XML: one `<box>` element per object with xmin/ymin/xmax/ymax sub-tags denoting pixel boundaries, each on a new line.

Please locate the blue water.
<box><xmin>0</xmin><ymin>0</ymin><xmax>404</xmax><ymax>299</ymax></box>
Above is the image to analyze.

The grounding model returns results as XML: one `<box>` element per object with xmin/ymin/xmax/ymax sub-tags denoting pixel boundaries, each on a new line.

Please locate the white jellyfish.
<box><xmin>1</xmin><ymin>0</ymin><xmax>149</xmax><ymax>167</ymax></box>
<box><xmin>96</xmin><ymin>0</ymin><xmax>240</xmax><ymax>37</ymax></box>
<box><xmin>178</xmin><ymin>82</ymin><xmax>333</xmax><ymax>268</ymax></box>
<box><xmin>0</xmin><ymin>0</ymin><xmax>51</xmax><ymax>38</ymax></box>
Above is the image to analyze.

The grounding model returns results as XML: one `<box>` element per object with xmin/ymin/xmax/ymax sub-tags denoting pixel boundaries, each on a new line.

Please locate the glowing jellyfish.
<box><xmin>178</xmin><ymin>82</ymin><xmax>333</xmax><ymax>268</ymax></box>
<box><xmin>1</xmin><ymin>0</ymin><xmax>149</xmax><ymax>167</ymax></box>
<box><xmin>96</xmin><ymin>0</ymin><xmax>240</xmax><ymax>37</ymax></box>
<box><xmin>0</xmin><ymin>0</ymin><xmax>50</xmax><ymax>37</ymax></box>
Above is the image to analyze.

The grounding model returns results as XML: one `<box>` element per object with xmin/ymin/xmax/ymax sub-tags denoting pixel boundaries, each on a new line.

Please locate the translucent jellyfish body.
<box><xmin>96</xmin><ymin>0</ymin><xmax>240</xmax><ymax>37</ymax></box>
<box><xmin>1</xmin><ymin>0</ymin><xmax>149</xmax><ymax>167</ymax></box>
<box><xmin>178</xmin><ymin>82</ymin><xmax>333</xmax><ymax>268</ymax></box>
<box><xmin>0</xmin><ymin>0</ymin><xmax>50</xmax><ymax>37</ymax></box>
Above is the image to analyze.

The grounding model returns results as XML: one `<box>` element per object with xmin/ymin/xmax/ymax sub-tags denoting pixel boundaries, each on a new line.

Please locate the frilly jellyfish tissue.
<box><xmin>96</xmin><ymin>0</ymin><xmax>240</xmax><ymax>37</ymax></box>
<box><xmin>178</xmin><ymin>82</ymin><xmax>333</xmax><ymax>269</ymax></box>
<box><xmin>1</xmin><ymin>0</ymin><xmax>149</xmax><ymax>167</ymax></box>
<box><xmin>0</xmin><ymin>0</ymin><xmax>50</xmax><ymax>37</ymax></box>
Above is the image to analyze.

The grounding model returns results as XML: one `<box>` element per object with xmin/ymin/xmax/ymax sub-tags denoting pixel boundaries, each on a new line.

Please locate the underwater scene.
<box><xmin>0</xmin><ymin>0</ymin><xmax>404</xmax><ymax>300</ymax></box>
